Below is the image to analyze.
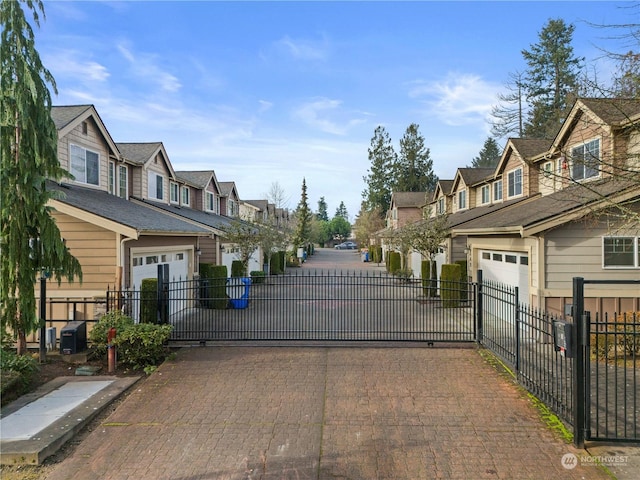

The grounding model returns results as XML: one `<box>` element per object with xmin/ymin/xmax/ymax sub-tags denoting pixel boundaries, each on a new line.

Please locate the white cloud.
<box><xmin>45</xmin><ymin>50</ymin><xmax>110</xmax><ymax>83</ymax></box>
<box><xmin>293</xmin><ymin>97</ymin><xmax>367</xmax><ymax>135</ymax></box>
<box><xmin>116</xmin><ymin>42</ymin><xmax>182</xmax><ymax>93</ymax></box>
<box><xmin>407</xmin><ymin>73</ymin><xmax>500</xmax><ymax>126</ymax></box>
<box><xmin>273</xmin><ymin>35</ymin><xmax>329</xmax><ymax>61</ymax></box>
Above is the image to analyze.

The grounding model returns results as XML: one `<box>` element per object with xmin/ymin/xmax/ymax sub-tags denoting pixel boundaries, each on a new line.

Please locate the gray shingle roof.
<box><xmin>437</xmin><ymin>180</ymin><xmax>454</xmax><ymax>195</ymax></box>
<box><xmin>47</xmin><ymin>181</ymin><xmax>209</xmax><ymax>235</ymax></box>
<box><xmin>580</xmin><ymin>98</ymin><xmax>640</xmax><ymax>125</ymax></box>
<box><xmin>393</xmin><ymin>192</ymin><xmax>428</xmax><ymax>208</ymax></box>
<box><xmin>116</xmin><ymin>142</ymin><xmax>162</xmax><ymax>165</ymax></box>
<box><xmin>454</xmin><ymin>177</ymin><xmax>639</xmax><ymax>232</ymax></box>
<box><xmin>218</xmin><ymin>182</ymin><xmax>235</xmax><ymax>197</ymax></box>
<box><xmin>509</xmin><ymin>138</ymin><xmax>551</xmax><ymax>159</ymax></box>
<box><xmin>244</xmin><ymin>200</ymin><xmax>268</xmax><ymax>211</ymax></box>
<box><xmin>447</xmin><ymin>196</ymin><xmax>532</xmax><ymax>229</ymax></box>
<box><xmin>458</xmin><ymin>168</ymin><xmax>494</xmax><ymax>186</ymax></box>
<box><xmin>175</xmin><ymin>171</ymin><xmax>213</xmax><ymax>188</ymax></box>
<box><xmin>131</xmin><ymin>197</ymin><xmax>239</xmax><ymax>231</ymax></box>
<box><xmin>50</xmin><ymin>105</ymin><xmax>93</xmax><ymax>130</ymax></box>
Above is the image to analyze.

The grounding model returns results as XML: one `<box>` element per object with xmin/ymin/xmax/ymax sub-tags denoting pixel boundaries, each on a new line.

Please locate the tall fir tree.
<box><xmin>394</xmin><ymin>123</ymin><xmax>438</xmax><ymax>193</ymax></box>
<box><xmin>291</xmin><ymin>178</ymin><xmax>311</xmax><ymax>249</ymax></box>
<box><xmin>521</xmin><ymin>18</ymin><xmax>583</xmax><ymax>139</ymax></box>
<box><xmin>469</xmin><ymin>137</ymin><xmax>502</xmax><ymax>168</ymax></box>
<box><xmin>1</xmin><ymin>0</ymin><xmax>82</xmax><ymax>354</ymax></box>
<box><xmin>334</xmin><ymin>201</ymin><xmax>348</xmax><ymax>220</ymax></box>
<box><xmin>316</xmin><ymin>196</ymin><xmax>329</xmax><ymax>221</ymax></box>
<box><xmin>490</xmin><ymin>70</ymin><xmax>525</xmax><ymax>139</ymax></box>
<box><xmin>362</xmin><ymin>125</ymin><xmax>395</xmax><ymax>217</ymax></box>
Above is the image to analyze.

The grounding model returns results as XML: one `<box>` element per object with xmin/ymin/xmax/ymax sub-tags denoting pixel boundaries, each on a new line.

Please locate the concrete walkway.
<box><xmin>43</xmin><ymin>346</ymin><xmax>616</xmax><ymax>480</ymax></box>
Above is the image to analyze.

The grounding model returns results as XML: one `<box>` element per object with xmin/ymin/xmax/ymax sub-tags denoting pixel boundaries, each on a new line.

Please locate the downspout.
<box><xmin>118</xmin><ymin>234</ymin><xmax>136</xmax><ymax>289</ymax></box>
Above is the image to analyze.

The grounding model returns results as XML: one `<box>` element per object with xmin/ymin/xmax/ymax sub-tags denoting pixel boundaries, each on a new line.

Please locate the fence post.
<box><xmin>573</xmin><ymin>276</ymin><xmax>586</xmax><ymax>448</ymax></box>
<box><xmin>514</xmin><ymin>286</ymin><xmax>520</xmax><ymax>372</ymax></box>
<box><xmin>476</xmin><ymin>270</ymin><xmax>483</xmax><ymax>342</ymax></box>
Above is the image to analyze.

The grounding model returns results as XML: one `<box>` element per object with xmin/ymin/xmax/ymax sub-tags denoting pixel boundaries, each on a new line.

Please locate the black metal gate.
<box><xmin>162</xmin><ymin>271</ymin><xmax>476</xmax><ymax>343</ymax></box>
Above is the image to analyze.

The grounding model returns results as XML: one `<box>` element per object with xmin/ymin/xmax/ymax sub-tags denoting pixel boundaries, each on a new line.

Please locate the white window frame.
<box><xmin>493</xmin><ymin>179</ymin><xmax>503</xmax><ymax>202</ymax></box>
<box><xmin>571</xmin><ymin>138</ymin><xmax>600</xmax><ymax>181</ymax></box>
<box><xmin>603</xmin><ymin>236</ymin><xmax>640</xmax><ymax>269</ymax></box>
<box><xmin>170</xmin><ymin>182</ymin><xmax>179</xmax><ymax>204</ymax></box>
<box><xmin>118</xmin><ymin>165</ymin><xmax>127</xmax><ymax>198</ymax></box>
<box><xmin>108</xmin><ymin>161</ymin><xmax>115</xmax><ymax>194</ymax></box>
<box><xmin>206</xmin><ymin>192</ymin><xmax>215</xmax><ymax>212</ymax></box>
<box><xmin>70</xmin><ymin>144</ymin><xmax>100</xmax><ymax>186</ymax></box>
<box><xmin>437</xmin><ymin>197</ymin><xmax>445</xmax><ymax>215</ymax></box>
<box><xmin>543</xmin><ymin>161</ymin><xmax>553</xmax><ymax>178</ymax></box>
<box><xmin>507</xmin><ymin>168</ymin><xmax>523</xmax><ymax>198</ymax></box>
<box><xmin>458</xmin><ymin>189</ymin><xmax>467</xmax><ymax>210</ymax></box>
<box><xmin>148</xmin><ymin>171</ymin><xmax>164</xmax><ymax>201</ymax></box>
<box><xmin>481</xmin><ymin>185</ymin><xmax>490</xmax><ymax>205</ymax></box>
<box><xmin>181</xmin><ymin>186</ymin><xmax>190</xmax><ymax>206</ymax></box>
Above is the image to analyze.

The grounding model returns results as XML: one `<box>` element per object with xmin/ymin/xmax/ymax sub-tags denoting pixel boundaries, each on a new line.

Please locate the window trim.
<box><xmin>602</xmin><ymin>236</ymin><xmax>639</xmax><ymax>269</ymax></box>
<box><xmin>205</xmin><ymin>191</ymin><xmax>215</xmax><ymax>212</ymax></box>
<box><xmin>108</xmin><ymin>161</ymin><xmax>115</xmax><ymax>194</ymax></box>
<box><xmin>148</xmin><ymin>171</ymin><xmax>165</xmax><ymax>201</ymax></box>
<box><xmin>70</xmin><ymin>143</ymin><xmax>100</xmax><ymax>186</ymax></box>
<box><xmin>571</xmin><ymin>138</ymin><xmax>600</xmax><ymax>182</ymax></box>
<box><xmin>170</xmin><ymin>182</ymin><xmax>179</xmax><ymax>204</ymax></box>
<box><xmin>493</xmin><ymin>179</ymin><xmax>503</xmax><ymax>202</ymax></box>
<box><xmin>118</xmin><ymin>165</ymin><xmax>127</xmax><ymax>199</ymax></box>
<box><xmin>181</xmin><ymin>186</ymin><xmax>190</xmax><ymax>206</ymax></box>
<box><xmin>458</xmin><ymin>189</ymin><xmax>467</xmax><ymax>210</ymax></box>
<box><xmin>507</xmin><ymin>167</ymin><xmax>523</xmax><ymax>198</ymax></box>
<box><xmin>480</xmin><ymin>185</ymin><xmax>490</xmax><ymax>205</ymax></box>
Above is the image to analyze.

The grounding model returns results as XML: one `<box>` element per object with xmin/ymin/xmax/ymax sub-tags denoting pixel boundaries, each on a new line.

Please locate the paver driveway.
<box><xmin>44</xmin><ymin>345</ymin><xmax>608</xmax><ymax>480</ymax></box>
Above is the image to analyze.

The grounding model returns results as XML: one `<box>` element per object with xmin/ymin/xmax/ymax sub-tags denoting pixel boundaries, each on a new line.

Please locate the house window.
<box><xmin>492</xmin><ymin>253</ymin><xmax>503</xmax><ymax>261</ymax></box>
<box><xmin>571</xmin><ymin>139</ymin><xmax>600</xmax><ymax>181</ymax></box>
<box><xmin>603</xmin><ymin>237</ymin><xmax>639</xmax><ymax>268</ymax></box>
<box><xmin>507</xmin><ymin>168</ymin><xmax>522</xmax><ymax>197</ymax></box>
<box><xmin>148</xmin><ymin>172</ymin><xmax>164</xmax><ymax>200</ymax></box>
<box><xmin>482</xmin><ymin>252</ymin><xmax>491</xmax><ymax>260</ymax></box>
<box><xmin>458</xmin><ymin>190</ymin><xmax>467</xmax><ymax>209</ymax></box>
<box><xmin>108</xmin><ymin>161</ymin><xmax>115</xmax><ymax>194</ymax></box>
<box><xmin>481</xmin><ymin>185</ymin><xmax>490</xmax><ymax>204</ymax></box>
<box><xmin>505</xmin><ymin>255</ymin><xmax>517</xmax><ymax>264</ymax></box>
<box><xmin>437</xmin><ymin>197</ymin><xmax>445</xmax><ymax>215</ymax></box>
<box><xmin>170</xmin><ymin>182</ymin><xmax>179</xmax><ymax>203</ymax></box>
<box><xmin>118</xmin><ymin>165</ymin><xmax>127</xmax><ymax>198</ymax></box>
<box><xmin>181</xmin><ymin>186</ymin><xmax>190</xmax><ymax>206</ymax></box>
<box><xmin>206</xmin><ymin>192</ymin><xmax>215</xmax><ymax>212</ymax></box>
<box><xmin>493</xmin><ymin>179</ymin><xmax>503</xmax><ymax>201</ymax></box>
<box><xmin>70</xmin><ymin>144</ymin><xmax>99</xmax><ymax>186</ymax></box>
<box><xmin>543</xmin><ymin>161</ymin><xmax>553</xmax><ymax>178</ymax></box>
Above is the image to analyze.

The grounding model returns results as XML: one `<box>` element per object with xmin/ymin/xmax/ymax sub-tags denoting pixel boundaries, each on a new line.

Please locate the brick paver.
<box><xmin>43</xmin><ymin>346</ymin><xmax>609</xmax><ymax>480</ymax></box>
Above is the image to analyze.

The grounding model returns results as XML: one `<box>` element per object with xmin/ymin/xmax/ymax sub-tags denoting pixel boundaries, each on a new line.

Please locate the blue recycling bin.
<box><xmin>226</xmin><ymin>277</ymin><xmax>251</xmax><ymax>309</ymax></box>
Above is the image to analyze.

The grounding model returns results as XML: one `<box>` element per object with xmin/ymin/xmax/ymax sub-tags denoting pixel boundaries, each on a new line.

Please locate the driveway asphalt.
<box><xmin>42</xmin><ymin>345</ymin><xmax>617</xmax><ymax>480</ymax></box>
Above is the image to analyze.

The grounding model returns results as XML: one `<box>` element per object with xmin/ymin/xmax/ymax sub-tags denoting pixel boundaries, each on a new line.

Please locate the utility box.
<box><xmin>60</xmin><ymin>321</ymin><xmax>87</xmax><ymax>355</ymax></box>
<box><xmin>552</xmin><ymin>320</ymin><xmax>574</xmax><ymax>358</ymax></box>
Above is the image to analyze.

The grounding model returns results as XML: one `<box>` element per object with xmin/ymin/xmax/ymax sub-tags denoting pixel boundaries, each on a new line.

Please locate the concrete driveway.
<box><xmin>43</xmin><ymin>345</ymin><xmax>610</xmax><ymax>480</ymax></box>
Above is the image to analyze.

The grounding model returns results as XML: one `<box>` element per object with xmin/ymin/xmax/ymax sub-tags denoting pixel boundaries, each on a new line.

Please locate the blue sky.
<box><xmin>38</xmin><ymin>1</ymin><xmax>634</xmax><ymax>219</ymax></box>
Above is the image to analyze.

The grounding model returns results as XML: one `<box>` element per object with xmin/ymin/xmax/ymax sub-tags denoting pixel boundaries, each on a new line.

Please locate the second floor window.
<box><xmin>118</xmin><ymin>165</ymin><xmax>127</xmax><ymax>198</ymax></box>
<box><xmin>437</xmin><ymin>197</ymin><xmax>445</xmax><ymax>215</ymax></box>
<box><xmin>508</xmin><ymin>168</ymin><xmax>522</xmax><ymax>197</ymax></box>
<box><xmin>181</xmin><ymin>186</ymin><xmax>190</xmax><ymax>206</ymax></box>
<box><xmin>481</xmin><ymin>185</ymin><xmax>490</xmax><ymax>204</ymax></box>
<box><xmin>148</xmin><ymin>172</ymin><xmax>164</xmax><ymax>200</ymax></box>
<box><xmin>70</xmin><ymin>144</ymin><xmax>99</xmax><ymax>186</ymax></box>
<box><xmin>571</xmin><ymin>139</ymin><xmax>600</xmax><ymax>181</ymax></box>
<box><xmin>170</xmin><ymin>182</ymin><xmax>179</xmax><ymax>203</ymax></box>
<box><xmin>108</xmin><ymin>161</ymin><xmax>115</xmax><ymax>194</ymax></box>
<box><xmin>493</xmin><ymin>179</ymin><xmax>503</xmax><ymax>201</ymax></box>
<box><xmin>206</xmin><ymin>192</ymin><xmax>215</xmax><ymax>212</ymax></box>
<box><xmin>458</xmin><ymin>189</ymin><xmax>467</xmax><ymax>209</ymax></box>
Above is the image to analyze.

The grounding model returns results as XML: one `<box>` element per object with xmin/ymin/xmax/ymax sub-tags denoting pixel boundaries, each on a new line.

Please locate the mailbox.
<box><xmin>553</xmin><ymin>320</ymin><xmax>574</xmax><ymax>358</ymax></box>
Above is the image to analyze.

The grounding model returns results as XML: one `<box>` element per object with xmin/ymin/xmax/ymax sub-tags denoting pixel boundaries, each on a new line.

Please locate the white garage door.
<box><xmin>132</xmin><ymin>251</ymin><xmax>189</xmax><ymax>289</ymax></box>
<box><xmin>479</xmin><ymin>250</ymin><xmax>529</xmax><ymax>305</ymax></box>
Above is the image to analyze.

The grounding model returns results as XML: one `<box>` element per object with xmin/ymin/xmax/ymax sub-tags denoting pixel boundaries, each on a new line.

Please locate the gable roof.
<box><xmin>452</xmin><ymin>177</ymin><xmax>640</xmax><ymax>236</ymax></box>
<box><xmin>392</xmin><ymin>191</ymin><xmax>428</xmax><ymax>208</ymax></box>
<box><xmin>579</xmin><ymin>98</ymin><xmax>640</xmax><ymax>126</ymax></box>
<box><xmin>47</xmin><ymin>181</ymin><xmax>210</xmax><ymax>238</ymax></box>
<box><xmin>175</xmin><ymin>170</ymin><xmax>219</xmax><ymax>190</ymax></box>
<box><xmin>51</xmin><ymin>105</ymin><xmax>120</xmax><ymax>158</ymax></box>
<box><xmin>117</xmin><ymin>142</ymin><xmax>163</xmax><ymax>165</ymax></box>
<box><xmin>453</xmin><ymin>168</ymin><xmax>494</xmax><ymax>191</ymax></box>
<box><xmin>495</xmin><ymin>138</ymin><xmax>550</xmax><ymax>176</ymax></box>
<box><xmin>244</xmin><ymin>199</ymin><xmax>268</xmax><ymax>211</ymax></box>
<box><xmin>218</xmin><ymin>181</ymin><xmax>238</xmax><ymax>199</ymax></box>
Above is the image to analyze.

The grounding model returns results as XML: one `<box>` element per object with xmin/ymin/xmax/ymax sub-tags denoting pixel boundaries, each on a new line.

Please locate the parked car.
<box><xmin>335</xmin><ymin>241</ymin><xmax>357</xmax><ymax>250</ymax></box>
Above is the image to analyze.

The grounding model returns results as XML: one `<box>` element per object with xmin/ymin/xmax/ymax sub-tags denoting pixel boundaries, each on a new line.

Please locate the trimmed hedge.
<box><xmin>270</xmin><ymin>251</ymin><xmax>283</xmax><ymax>275</ymax></box>
<box><xmin>441</xmin><ymin>264</ymin><xmax>462</xmax><ymax>307</ymax></box>
<box><xmin>250</xmin><ymin>270</ymin><xmax>266</xmax><ymax>284</ymax></box>
<box><xmin>388</xmin><ymin>251</ymin><xmax>401</xmax><ymax>275</ymax></box>
<box><xmin>199</xmin><ymin>263</ymin><xmax>228</xmax><ymax>309</ymax></box>
<box><xmin>455</xmin><ymin>260</ymin><xmax>468</xmax><ymax>301</ymax></box>
<box><xmin>140</xmin><ymin>278</ymin><xmax>158</xmax><ymax>323</ymax></box>
<box><xmin>421</xmin><ymin>260</ymin><xmax>437</xmax><ymax>297</ymax></box>
<box><xmin>231</xmin><ymin>260</ymin><xmax>244</xmax><ymax>277</ymax></box>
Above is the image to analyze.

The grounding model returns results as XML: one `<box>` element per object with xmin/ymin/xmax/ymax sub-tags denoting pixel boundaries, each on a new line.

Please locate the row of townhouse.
<box><xmin>384</xmin><ymin>97</ymin><xmax>640</xmax><ymax>317</ymax></box>
<box><xmin>43</xmin><ymin>104</ymin><xmax>288</xmax><ymax>309</ymax></box>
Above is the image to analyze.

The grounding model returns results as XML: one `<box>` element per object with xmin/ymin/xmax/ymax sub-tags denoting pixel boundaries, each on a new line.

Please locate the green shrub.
<box><xmin>455</xmin><ymin>260</ymin><xmax>468</xmax><ymax>301</ymax></box>
<box><xmin>270</xmin><ymin>251</ymin><xmax>283</xmax><ymax>274</ymax></box>
<box><xmin>199</xmin><ymin>264</ymin><xmax>228</xmax><ymax>309</ymax></box>
<box><xmin>0</xmin><ymin>348</ymin><xmax>38</xmax><ymax>389</ymax></box>
<box><xmin>388</xmin><ymin>251</ymin><xmax>401</xmax><ymax>274</ymax></box>
<box><xmin>140</xmin><ymin>278</ymin><xmax>158</xmax><ymax>323</ymax></box>
<box><xmin>250</xmin><ymin>270</ymin><xmax>266</xmax><ymax>284</ymax></box>
<box><xmin>441</xmin><ymin>264</ymin><xmax>462</xmax><ymax>307</ymax></box>
<box><xmin>113</xmin><ymin>323</ymin><xmax>173</xmax><ymax>370</ymax></box>
<box><xmin>89</xmin><ymin>311</ymin><xmax>135</xmax><ymax>356</ymax></box>
<box><xmin>373</xmin><ymin>245</ymin><xmax>383</xmax><ymax>264</ymax></box>
<box><xmin>421</xmin><ymin>260</ymin><xmax>437</xmax><ymax>297</ymax></box>
<box><xmin>231</xmin><ymin>260</ymin><xmax>245</xmax><ymax>277</ymax></box>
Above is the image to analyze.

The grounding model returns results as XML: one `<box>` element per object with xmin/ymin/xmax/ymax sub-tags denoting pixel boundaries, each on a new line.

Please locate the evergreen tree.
<box><xmin>612</xmin><ymin>51</ymin><xmax>640</xmax><ymax>97</ymax></box>
<box><xmin>394</xmin><ymin>123</ymin><xmax>438</xmax><ymax>192</ymax></box>
<box><xmin>1</xmin><ymin>0</ymin><xmax>82</xmax><ymax>354</ymax></box>
<box><xmin>469</xmin><ymin>137</ymin><xmax>502</xmax><ymax>169</ymax></box>
<box><xmin>316</xmin><ymin>196</ymin><xmax>329</xmax><ymax>221</ymax></box>
<box><xmin>521</xmin><ymin>18</ymin><xmax>583</xmax><ymax>138</ymax></box>
<box><xmin>334</xmin><ymin>201</ymin><xmax>348</xmax><ymax>220</ymax></box>
<box><xmin>362</xmin><ymin>125</ymin><xmax>395</xmax><ymax>216</ymax></box>
<box><xmin>291</xmin><ymin>178</ymin><xmax>311</xmax><ymax>249</ymax></box>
